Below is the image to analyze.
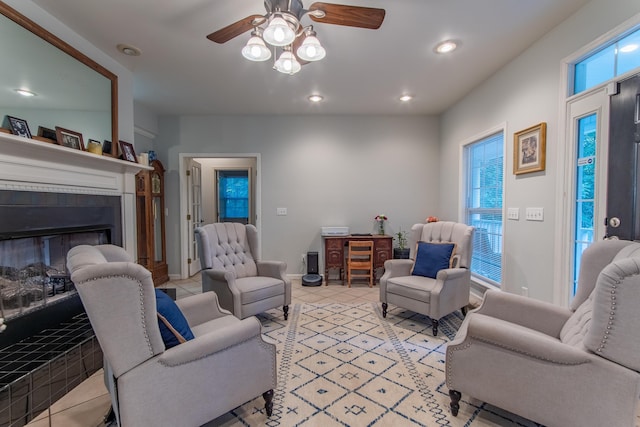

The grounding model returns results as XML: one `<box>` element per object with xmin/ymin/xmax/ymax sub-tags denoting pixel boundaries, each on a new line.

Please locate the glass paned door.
<box><xmin>187</xmin><ymin>160</ymin><xmax>202</xmax><ymax>276</ymax></box>
<box><xmin>567</xmin><ymin>88</ymin><xmax>608</xmax><ymax>300</ymax></box>
<box><xmin>573</xmin><ymin>114</ymin><xmax>597</xmax><ymax>296</ymax></box>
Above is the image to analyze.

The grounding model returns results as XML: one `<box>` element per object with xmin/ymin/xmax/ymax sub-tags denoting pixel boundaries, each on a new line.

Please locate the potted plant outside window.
<box><xmin>393</xmin><ymin>229</ymin><xmax>410</xmax><ymax>259</ymax></box>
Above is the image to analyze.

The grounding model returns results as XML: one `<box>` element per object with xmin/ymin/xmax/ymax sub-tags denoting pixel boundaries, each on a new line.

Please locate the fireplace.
<box><xmin>0</xmin><ymin>190</ymin><xmax>122</xmax><ymax>344</ymax></box>
<box><xmin>0</xmin><ymin>190</ymin><xmax>122</xmax><ymax>426</ymax></box>
<box><xmin>0</xmin><ymin>130</ymin><xmax>146</xmax><ymax>426</ymax></box>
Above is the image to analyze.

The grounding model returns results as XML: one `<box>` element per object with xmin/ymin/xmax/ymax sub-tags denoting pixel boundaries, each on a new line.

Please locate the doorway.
<box><xmin>559</xmin><ymin>73</ymin><xmax>640</xmax><ymax>305</ymax></box>
<box><xmin>179</xmin><ymin>154</ymin><xmax>260</xmax><ymax>279</ymax></box>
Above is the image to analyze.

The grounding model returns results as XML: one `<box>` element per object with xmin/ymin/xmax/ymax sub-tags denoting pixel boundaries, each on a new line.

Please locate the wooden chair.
<box><xmin>345</xmin><ymin>240</ymin><xmax>374</xmax><ymax>287</ymax></box>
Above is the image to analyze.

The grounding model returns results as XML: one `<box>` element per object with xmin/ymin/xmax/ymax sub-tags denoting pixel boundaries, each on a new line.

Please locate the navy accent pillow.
<box><xmin>155</xmin><ymin>289</ymin><xmax>194</xmax><ymax>349</ymax></box>
<box><xmin>411</xmin><ymin>242</ymin><xmax>456</xmax><ymax>279</ymax></box>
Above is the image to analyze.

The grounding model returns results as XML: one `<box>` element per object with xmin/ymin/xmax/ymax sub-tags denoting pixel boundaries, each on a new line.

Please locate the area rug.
<box><xmin>208</xmin><ymin>303</ymin><xmax>541</xmax><ymax>427</ymax></box>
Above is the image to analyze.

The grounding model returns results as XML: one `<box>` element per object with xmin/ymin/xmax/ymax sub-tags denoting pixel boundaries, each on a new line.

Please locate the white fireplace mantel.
<box><xmin>0</xmin><ymin>132</ymin><xmax>151</xmax><ymax>255</ymax></box>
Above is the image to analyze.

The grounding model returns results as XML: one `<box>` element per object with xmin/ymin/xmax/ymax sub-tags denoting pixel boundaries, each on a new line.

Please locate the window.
<box><xmin>574</xmin><ymin>26</ymin><xmax>640</xmax><ymax>95</ymax></box>
<box><xmin>217</xmin><ymin>170</ymin><xmax>249</xmax><ymax>223</ymax></box>
<box><xmin>464</xmin><ymin>131</ymin><xmax>504</xmax><ymax>286</ymax></box>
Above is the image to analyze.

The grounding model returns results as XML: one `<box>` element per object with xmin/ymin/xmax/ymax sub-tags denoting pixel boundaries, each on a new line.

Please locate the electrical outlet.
<box><xmin>522</xmin><ymin>287</ymin><xmax>529</xmax><ymax>296</ymax></box>
<box><xmin>276</xmin><ymin>207</ymin><xmax>287</xmax><ymax>216</ymax></box>
<box><xmin>525</xmin><ymin>207</ymin><xmax>544</xmax><ymax>221</ymax></box>
<box><xmin>507</xmin><ymin>207</ymin><xmax>519</xmax><ymax>220</ymax></box>
<box><xmin>301</xmin><ymin>253</ymin><xmax>306</xmax><ymax>263</ymax></box>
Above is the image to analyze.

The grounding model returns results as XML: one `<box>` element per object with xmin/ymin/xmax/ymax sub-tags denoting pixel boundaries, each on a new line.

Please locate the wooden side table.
<box><xmin>323</xmin><ymin>234</ymin><xmax>392</xmax><ymax>285</ymax></box>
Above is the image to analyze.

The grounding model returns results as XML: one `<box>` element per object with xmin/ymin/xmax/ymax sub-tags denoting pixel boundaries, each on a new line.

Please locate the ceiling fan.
<box><xmin>206</xmin><ymin>0</ymin><xmax>386</xmax><ymax>74</ymax></box>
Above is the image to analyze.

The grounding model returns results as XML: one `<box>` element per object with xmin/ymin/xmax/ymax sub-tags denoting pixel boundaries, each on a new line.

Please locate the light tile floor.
<box><xmin>26</xmin><ymin>276</ymin><xmax>382</xmax><ymax>427</ymax></box>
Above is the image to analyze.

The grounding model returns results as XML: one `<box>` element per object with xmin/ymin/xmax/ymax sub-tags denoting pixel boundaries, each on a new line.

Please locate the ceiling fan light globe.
<box><xmin>263</xmin><ymin>16</ymin><xmax>296</xmax><ymax>46</ymax></box>
<box><xmin>275</xmin><ymin>51</ymin><xmax>301</xmax><ymax>74</ymax></box>
<box><xmin>242</xmin><ymin>36</ymin><xmax>271</xmax><ymax>61</ymax></box>
<box><xmin>297</xmin><ymin>35</ymin><xmax>326</xmax><ymax>61</ymax></box>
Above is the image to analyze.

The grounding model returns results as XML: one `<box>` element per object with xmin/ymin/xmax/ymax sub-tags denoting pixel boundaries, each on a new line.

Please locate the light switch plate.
<box><xmin>507</xmin><ymin>207</ymin><xmax>519</xmax><ymax>220</ymax></box>
<box><xmin>525</xmin><ymin>207</ymin><xmax>544</xmax><ymax>221</ymax></box>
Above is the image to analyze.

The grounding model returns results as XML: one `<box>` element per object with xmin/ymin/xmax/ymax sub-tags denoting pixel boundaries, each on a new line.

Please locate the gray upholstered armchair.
<box><xmin>67</xmin><ymin>244</ymin><xmax>277</xmax><ymax>427</ymax></box>
<box><xmin>446</xmin><ymin>239</ymin><xmax>640</xmax><ymax>427</ymax></box>
<box><xmin>195</xmin><ymin>223</ymin><xmax>291</xmax><ymax>320</ymax></box>
<box><xmin>380</xmin><ymin>221</ymin><xmax>475</xmax><ymax>335</ymax></box>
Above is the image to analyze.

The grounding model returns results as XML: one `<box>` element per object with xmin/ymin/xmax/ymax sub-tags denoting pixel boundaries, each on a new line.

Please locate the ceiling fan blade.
<box><xmin>206</xmin><ymin>15</ymin><xmax>264</xmax><ymax>44</ymax></box>
<box><xmin>308</xmin><ymin>2</ymin><xmax>385</xmax><ymax>29</ymax></box>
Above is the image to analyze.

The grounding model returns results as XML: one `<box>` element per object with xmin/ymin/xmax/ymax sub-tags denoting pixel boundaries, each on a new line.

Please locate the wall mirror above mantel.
<box><xmin>0</xmin><ymin>1</ymin><xmax>118</xmax><ymax>157</ymax></box>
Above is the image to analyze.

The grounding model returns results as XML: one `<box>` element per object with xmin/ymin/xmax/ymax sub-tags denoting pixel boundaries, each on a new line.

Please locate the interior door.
<box><xmin>187</xmin><ymin>159</ymin><xmax>203</xmax><ymax>276</ymax></box>
<box><xmin>606</xmin><ymin>74</ymin><xmax>640</xmax><ymax>240</ymax></box>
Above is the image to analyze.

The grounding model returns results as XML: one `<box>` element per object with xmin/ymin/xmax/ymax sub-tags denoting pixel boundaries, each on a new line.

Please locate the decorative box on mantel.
<box><xmin>0</xmin><ymin>132</ymin><xmax>151</xmax><ymax>256</ymax></box>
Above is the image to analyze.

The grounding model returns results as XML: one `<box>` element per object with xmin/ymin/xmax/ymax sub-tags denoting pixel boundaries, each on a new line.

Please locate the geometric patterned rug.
<box><xmin>206</xmin><ymin>302</ymin><xmax>542</xmax><ymax>427</ymax></box>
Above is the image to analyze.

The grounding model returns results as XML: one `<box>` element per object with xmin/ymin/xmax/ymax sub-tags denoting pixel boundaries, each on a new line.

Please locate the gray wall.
<box><xmin>155</xmin><ymin>115</ymin><xmax>439</xmax><ymax>275</ymax></box>
<box><xmin>439</xmin><ymin>0</ymin><xmax>640</xmax><ymax>301</ymax></box>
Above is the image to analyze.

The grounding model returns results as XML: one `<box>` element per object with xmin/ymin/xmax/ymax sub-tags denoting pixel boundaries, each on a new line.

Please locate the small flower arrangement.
<box><xmin>374</xmin><ymin>214</ymin><xmax>388</xmax><ymax>235</ymax></box>
<box><xmin>426</xmin><ymin>216</ymin><xmax>439</xmax><ymax>223</ymax></box>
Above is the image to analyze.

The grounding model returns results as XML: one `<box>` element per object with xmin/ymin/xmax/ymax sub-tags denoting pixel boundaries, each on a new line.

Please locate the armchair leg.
<box><xmin>104</xmin><ymin>406</ymin><xmax>116</xmax><ymax>426</ymax></box>
<box><xmin>382</xmin><ymin>302</ymin><xmax>388</xmax><ymax>318</ymax></box>
<box><xmin>432</xmin><ymin>319</ymin><xmax>439</xmax><ymax>336</ymax></box>
<box><xmin>283</xmin><ymin>305</ymin><xmax>289</xmax><ymax>320</ymax></box>
<box><xmin>449</xmin><ymin>389</ymin><xmax>461</xmax><ymax>416</ymax></box>
<box><xmin>263</xmin><ymin>389</ymin><xmax>274</xmax><ymax>417</ymax></box>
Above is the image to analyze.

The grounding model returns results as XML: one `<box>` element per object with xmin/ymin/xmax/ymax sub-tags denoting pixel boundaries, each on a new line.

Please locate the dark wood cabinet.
<box><xmin>323</xmin><ymin>235</ymin><xmax>392</xmax><ymax>285</ymax></box>
<box><xmin>136</xmin><ymin>159</ymin><xmax>169</xmax><ymax>285</ymax></box>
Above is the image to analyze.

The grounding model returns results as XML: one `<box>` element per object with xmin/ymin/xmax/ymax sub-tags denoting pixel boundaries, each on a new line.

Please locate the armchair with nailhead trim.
<box><xmin>67</xmin><ymin>244</ymin><xmax>276</xmax><ymax>427</ymax></box>
<box><xmin>445</xmin><ymin>239</ymin><xmax>640</xmax><ymax>427</ymax></box>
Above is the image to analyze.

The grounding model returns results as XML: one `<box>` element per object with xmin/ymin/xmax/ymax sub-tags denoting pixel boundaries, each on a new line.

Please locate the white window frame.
<box><xmin>459</xmin><ymin>124</ymin><xmax>507</xmax><ymax>289</ymax></box>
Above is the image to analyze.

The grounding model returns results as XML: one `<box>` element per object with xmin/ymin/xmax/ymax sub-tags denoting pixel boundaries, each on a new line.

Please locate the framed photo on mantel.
<box><xmin>55</xmin><ymin>127</ymin><xmax>85</xmax><ymax>151</ymax></box>
<box><xmin>6</xmin><ymin>115</ymin><xmax>32</xmax><ymax>139</ymax></box>
<box><xmin>118</xmin><ymin>140</ymin><xmax>138</xmax><ymax>163</ymax></box>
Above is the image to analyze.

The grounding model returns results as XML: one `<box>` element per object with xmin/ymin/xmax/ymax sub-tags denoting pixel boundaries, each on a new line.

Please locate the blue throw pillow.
<box><xmin>155</xmin><ymin>289</ymin><xmax>195</xmax><ymax>349</ymax></box>
<box><xmin>411</xmin><ymin>242</ymin><xmax>456</xmax><ymax>279</ymax></box>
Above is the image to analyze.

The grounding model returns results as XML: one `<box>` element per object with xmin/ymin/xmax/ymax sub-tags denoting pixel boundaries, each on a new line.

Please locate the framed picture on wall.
<box><xmin>513</xmin><ymin>122</ymin><xmax>546</xmax><ymax>175</ymax></box>
<box><xmin>55</xmin><ymin>126</ymin><xmax>85</xmax><ymax>150</ymax></box>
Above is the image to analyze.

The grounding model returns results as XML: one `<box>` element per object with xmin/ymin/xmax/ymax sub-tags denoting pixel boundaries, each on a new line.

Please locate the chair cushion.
<box><xmin>236</xmin><ymin>276</ymin><xmax>285</xmax><ymax>305</ymax></box>
<box><xmin>386</xmin><ymin>275</ymin><xmax>434</xmax><ymax>303</ymax></box>
<box><xmin>411</xmin><ymin>241</ymin><xmax>456</xmax><ymax>279</ymax></box>
<box><xmin>155</xmin><ymin>290</ymin><xmax>195</xmax><ymax>349</ymax></box>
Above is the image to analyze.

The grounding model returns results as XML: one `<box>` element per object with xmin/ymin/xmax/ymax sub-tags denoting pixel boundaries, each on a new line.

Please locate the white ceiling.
<box><xmin>31</xmin><ymin>0</ymin><xmax>591</xmax><ymax>116</ymax></box>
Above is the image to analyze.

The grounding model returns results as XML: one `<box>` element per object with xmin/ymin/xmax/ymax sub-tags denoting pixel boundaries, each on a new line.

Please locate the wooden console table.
<box><xmin>323</xmin><ymin>234</ymin><xmax>393</xmax><ymax>285</ymax></box>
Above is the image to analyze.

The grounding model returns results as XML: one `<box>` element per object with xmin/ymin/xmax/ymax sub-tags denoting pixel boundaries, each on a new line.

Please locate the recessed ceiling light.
<box><xmin>308</xmin><ymin>94</ymin><xmax>324</xmax><ymax>103</ymax></box>
<box><xmin>15</xmin><ymin>89</ymin><xmax>36</xmax><ymax>97</ymax></box>
<box><xmin>434</xmin><ymin>40</ymin><xmax>458</xmax><ymax>54</ymax></box>
<box><xmin>399</xmin><ymin>95</ymin><xmax>413</xmax><ymax>102</ymax></box>
<box><xmin>117</xmin><ymin>43</ymin><xmax>142</xmax><ymax>56</ymax></box>
<box><xmin>619</xmin><ymin>43</ymin><xmax>638</xmax><ymax>53</ymax></box>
